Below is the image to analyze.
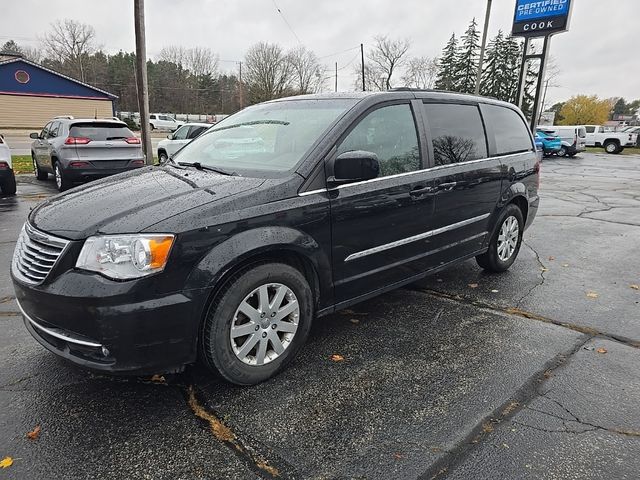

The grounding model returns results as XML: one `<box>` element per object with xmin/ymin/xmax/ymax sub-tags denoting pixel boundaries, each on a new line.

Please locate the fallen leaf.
<box><xmin>150</xmin><ymin>374</ymin><xmax>165</xmax><ymax>383</ymax></box>
<box><xmin>562</xmin><ymin>263</ymin><xmax>569</xmax><ymax>267</ymax></box>
<box><xmin>468</xmin><ymin>283</ymin><xmax>479</xmax><ymax>289</ymax></box>
<box><xmin>349</xmin><ymin>318</ymin><xmax>360</xmax><ymax>324</ymax></box>
<box><xmin>540</xmin><ymin>267</ymin><xmax>549</xmax><ymax>272</ymax></box>
<box><xmin>631</xmin><ymin>285</ymin><xmax>640</xmax><ymax>290</ymax></box>
<box><xmin>586</xmin><ymin>292</ymin><xmax>599</xmax><ymax>299</ymax></box>
<box><xmin>393</xmin><ymin>452</ymin><xmax>405</xmax><ymax>460</ymax></box>
<box><xmin>548</xmin><ymin>256</ymin><xmax>555</xmax><ymax>261</ymax></box>
<box><xmin>482</xmin><ymin>422</ymin><xmax>494</xmax><ymax>433</ymax></box>
<box><xmin>0</xmin><ymin>457</ymin><xmax>13</xmax><ymax>469</ymax></box>
<box><xmin>491</xmin><ymin>289</ymin><xmax>499</xmax><ymax>293</ymax></box>
<box><xmin>330</xmin><ymin>354</ymin><xmax>344</xmax><ymax>362</ymax></box>
<box><xmin>26</xmin><ymin>425</ymin><xmax>41</xmax><ymax>440</ymax></box>
<box><xmin>596</xmin><ymin>347</ymin><xmax>608</xmax><ymax>354</ymax></box>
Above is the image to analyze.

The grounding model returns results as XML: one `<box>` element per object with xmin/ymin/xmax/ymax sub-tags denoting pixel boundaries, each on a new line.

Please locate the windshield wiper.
<box><xmin>178</xmin><ymin>162</ymin><xmax>235</xmax><ymax>176</ymax></box>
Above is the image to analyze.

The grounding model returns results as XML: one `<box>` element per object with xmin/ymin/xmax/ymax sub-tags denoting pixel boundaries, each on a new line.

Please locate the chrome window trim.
<box><xmin>297</xmin><ymin>151</ymin><xmax>532</xmax><ymax>196</ymax></box>
<box><xmin>17</xmin><ymin>299</ymin><xmax>103</xmax><ymax>348</ymax></box>
<box><xmin>344</xmin><ymin>213</ymin><xmax>491</xmax><ymax>262</ymax></box>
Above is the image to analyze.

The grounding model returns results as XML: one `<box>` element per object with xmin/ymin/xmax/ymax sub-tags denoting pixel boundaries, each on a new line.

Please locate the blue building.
<box><xmin>0</xmin><ymin>53</ymin><xmax>117</xmax><ymax>129</ymax></box>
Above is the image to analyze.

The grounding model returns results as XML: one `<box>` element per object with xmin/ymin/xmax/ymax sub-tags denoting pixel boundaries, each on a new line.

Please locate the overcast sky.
<box><xmin>2</xmin><ymin>0</ymin><xmax>638</xmax><ymax>105</ymax></box>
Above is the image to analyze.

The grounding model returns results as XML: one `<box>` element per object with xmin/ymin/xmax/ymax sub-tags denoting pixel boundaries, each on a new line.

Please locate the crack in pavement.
<box><xmin>517</xmin><ymin>240</ymin><xmax>546</xmax><ymax>308</ymax></box>
<box><xmin>0</xmin><ymin>296</ymin><xmax>16</xmax><ymax>304</ymax></box>
<box><xmin>418</xmin><ymin>335</ymin><xmax>593</xmax><ymax>480</ymax></box>
<box><xmin>411</xmin><ymin>288</ymin><xmax>640</xmax><ymax>349</ymax></box>
<box><xmin>538</xmin><ymin>214</ymin><xmax>640</xmax><ymax>227</ymax></box>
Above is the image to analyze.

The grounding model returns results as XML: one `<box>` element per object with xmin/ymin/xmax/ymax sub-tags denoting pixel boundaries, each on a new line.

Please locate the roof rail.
<box><xmin>53</xmin><ymin>115</ymin><xmax>74</xmax><ymax>120</ymax></box>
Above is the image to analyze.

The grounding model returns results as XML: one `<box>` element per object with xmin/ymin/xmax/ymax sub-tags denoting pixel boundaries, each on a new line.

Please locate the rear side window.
<box><xmin>337</xmin><ymin>104</ymin><xmax>421</xmax><ymax>177</ymax></box>
<box><xmin>424</xmin><ymin>103</ymin><xmax>487</xmax><ymax>165</ymax></box>
<box><xmin>69</xmin><ymin>123</ymin><xmax>134</xmax><ymax>141</ymax></box>
<box><xmin>481</xmin><ymin>104</ymin><xmax>532</xmax><ymax>155</ymax></box>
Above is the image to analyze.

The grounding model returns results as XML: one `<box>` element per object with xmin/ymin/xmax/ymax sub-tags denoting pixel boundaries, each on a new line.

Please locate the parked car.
<box><xmin>157</xmin><ymin>122</ymin><xmax>210</xmax><ymax>162</ymax></box>
<box><xmin>535</xmin><ymin>129</ymin><xmax>562</xmax><ymax>156</ymax></box>
<box><xmin>12</xmin><ymin>90</ymin><xmax>539</xmax><ymax>385</ymax></box>
<box><xmin>620</xmin><ymin>126</ymin><xmax>640</xmax><ymax>147</ymax></box>
<box><xmin>149</xmin><ymin>114</ymin><xmax>183</xmax><ymax>132</ymax></box>
<box><xmin>29</xmin><ymin>117</ymin><xmax>145</xmax><ymax>192</ymax></box>
<box><xmin>584</xmin><ymin>125</ymin><xmax>637</xmax><ymax>154</ymax></box>
<box><xmin>0</xmin><ymin>134</ymin><xmax>16</xmax><ymax>195</ymax></box>
<box><xmin>544</xmin><ymin>125</ymin><xmax>587</xmax><ymax>157</ymax></box>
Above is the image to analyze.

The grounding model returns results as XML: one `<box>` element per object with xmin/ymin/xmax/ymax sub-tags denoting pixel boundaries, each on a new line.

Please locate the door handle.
<box><xmin>410</xmin><ymin>185</ymin><xmax>438</xmax><ymax>197</ymax></box>
<box><xmin>437</xmin><ymin>182</ymin><xmax>457</xmax><ymax>191</ymax></box>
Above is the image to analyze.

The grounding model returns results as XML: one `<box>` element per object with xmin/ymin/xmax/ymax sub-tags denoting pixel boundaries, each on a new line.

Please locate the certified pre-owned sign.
<box><xmin>512</xmin><ymin>0</ymin><xmax>573</xmax><ymax>37</ymax></box>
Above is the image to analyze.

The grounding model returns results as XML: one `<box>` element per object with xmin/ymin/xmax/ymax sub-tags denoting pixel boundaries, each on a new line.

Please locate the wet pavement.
<box><xmin>1</xmin><ymin>152</ymin><xmax>639</xmax><ymax>479</ymax></box>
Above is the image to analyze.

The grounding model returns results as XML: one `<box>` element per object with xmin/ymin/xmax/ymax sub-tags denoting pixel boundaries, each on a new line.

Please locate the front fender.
<box><xmin>184</xmin><ymin>226</ymin><xmax>332</xmax><ymax>305</ymax></box>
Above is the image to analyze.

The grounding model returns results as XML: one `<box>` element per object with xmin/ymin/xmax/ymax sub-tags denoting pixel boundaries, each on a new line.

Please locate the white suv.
<box><xmin>157</xmin><ymin>123</ymin><xmax>210</xmax><ymax>162</ymax></box>
<box><xmin>0</xmin><ymin>134</ymin><xmax>16</xmax><ymax>195</ymax></box>
<box><xmin>149</xmin><ymin>114</ymin><xmax>183</xmax><ymax>132</ymax></box>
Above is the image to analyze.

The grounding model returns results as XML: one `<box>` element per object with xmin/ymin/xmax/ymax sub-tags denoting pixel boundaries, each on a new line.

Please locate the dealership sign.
<box><xmin>512</xmin><ymin>0</ymin><xmax>573</xmax><ymax>36</ymax></box>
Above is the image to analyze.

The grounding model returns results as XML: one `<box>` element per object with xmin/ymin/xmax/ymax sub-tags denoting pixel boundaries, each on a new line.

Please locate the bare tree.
<box><xmin>21</xmin><ymin>46</ymin><xmax>43</xmax><ymax>63</ymax></box>
<box><xmin>368</xmin><ymin>35</ymin><xmax>411</xmax><ymax>90</ymax></box>
<box><xmin>288</xmin><ymin>46</ymin><xmax>324</xmax><ymax>94</ymax></box>
<box><xmin>42</xmin><ymin>19</ymin><xmax>96</xmax><ymax>82</ymax></box>
<box><xmin>158</xmin><ymin>45</ymin><xmax>187</xmax><ymax>67</ymax></box>
<box><xmin>402</xmin><ymin>56</ymin><xmax>438</xmax><ymax>89</ymax></box>
<box><xmin>353</xmin><ymin>63</ymin><xmax>386</xmax><ymax>91</ymax></box>
<box><xmin>185</xmin><ymin>47</ymin><xmax>219</xmax><ymax>77</ymax></box>
<box><xmin>244</xmin><ymin>42</ymin><xmax>293</xmax><ymax>103</ymax></box>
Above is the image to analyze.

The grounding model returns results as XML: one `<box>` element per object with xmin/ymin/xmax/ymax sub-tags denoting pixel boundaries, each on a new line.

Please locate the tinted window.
<box><xmin>48</xmin><ymin>121</ymin><xmax>60</xmax><ymax>138</ymax></box>
<box><xmin>337</xmin><ymin>104</ymin><xmax>420</xmax><ymax>177</ymax></box>
<box><xmin>425</xmin><ymin>103</ymin><xmax>487</xmax><ymax>165</ymax></box>
<box><xmin>69</xmin><ymin>123</ymin><xmax>134</xmax><ymax>141</ymax></box>
<box><xmin>188</xmin><ymin>126</ymin><xmax>207</xmax><ymax>139</ymax></box>
<box><xmin>40</xmin><ymin>122</ymin><xmax>52</xmax><ymax>139</ymax></box>
<box><xmin>585</xmin><ymin>126</ymin><xmax>596</xmax><ymax>133</ymax></box>
<box><xmin>481</xmin><ymin>104</ymin><xmax>532</xmax><ymax>155</ymax></box>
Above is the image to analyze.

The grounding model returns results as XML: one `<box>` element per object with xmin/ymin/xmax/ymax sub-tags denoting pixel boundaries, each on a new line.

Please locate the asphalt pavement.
<box><xmin>1</xmin><ymin>151</ymin><xmax>639</xmax><ymax>479</ymax></box>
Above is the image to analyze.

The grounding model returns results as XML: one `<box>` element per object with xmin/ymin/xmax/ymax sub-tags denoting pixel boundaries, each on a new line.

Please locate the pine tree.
<box><xmin>501</xmin><ymin>36</ymin><xmax>522</xmax><ymax>103</ymax></box>
<box><xmin>479</xmin><ymin>31</ymin><xmax>504</xmax><ymax>99</ymax></box>
<box><xmin>434</xmin><ymin>33</ymin><xmax>459</xmax><ymax>91</ymax></box>
<box><xmin>456</xmin><ymin>18</ymin><xmax>480</xmax><ymax>94</ymax></box>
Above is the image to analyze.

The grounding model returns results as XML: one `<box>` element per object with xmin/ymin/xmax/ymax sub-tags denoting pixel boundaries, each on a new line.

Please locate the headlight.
<box><xmin>76</xmin><ymin>234</ymin><xmax>175</xmax><ymax>280</ymax></box>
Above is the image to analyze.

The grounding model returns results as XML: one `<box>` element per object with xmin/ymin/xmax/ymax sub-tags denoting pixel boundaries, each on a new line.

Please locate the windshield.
<box><xmin>173</xmin><ymin>99</ymin><xmax>356</xmax><ymax>175</ymax></box>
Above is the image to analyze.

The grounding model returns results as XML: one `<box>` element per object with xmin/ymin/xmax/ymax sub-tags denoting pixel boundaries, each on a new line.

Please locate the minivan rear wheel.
<box><xmin>476</xmin><ymin>204</ymin><xmax>524</xmax><ymax>273</ymax></box>
<box><xmin>201</xmin><ymin>262</ymin><xmax>313</xmax><ymax>385</ymax></box>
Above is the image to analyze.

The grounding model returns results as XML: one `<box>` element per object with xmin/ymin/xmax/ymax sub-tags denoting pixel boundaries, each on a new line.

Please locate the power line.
<box><xmin>270</xmin><ymin>0</ymin><xmax>302</xmax><ymax>45</ymax></box>
<box><xmin>317</xmin><ymin>45</ymin><xmax>360</xmax><ymax>60</ymax></box>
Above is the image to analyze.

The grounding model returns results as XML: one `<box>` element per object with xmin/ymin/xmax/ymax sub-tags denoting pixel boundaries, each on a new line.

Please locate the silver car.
<box><xmin>30</xmin><ymin>116</ymin><xmax>145</xmax><ymax>192</ymax></box>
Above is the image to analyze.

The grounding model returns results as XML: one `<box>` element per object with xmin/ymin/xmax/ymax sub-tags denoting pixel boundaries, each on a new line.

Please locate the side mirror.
<box><xmin>329</xmin><ymin>150</ymin><xmax>380</xmax><ymax>185</ymax></box>
<box><xmin>30</xmin><ymin>132</ymin><xmax>40</xmax><ymax>139</ymax></box>
<box><xmin>167</xmin><ymin>133</ymin><xmax>174</xmax><ymax>140</ymax></box>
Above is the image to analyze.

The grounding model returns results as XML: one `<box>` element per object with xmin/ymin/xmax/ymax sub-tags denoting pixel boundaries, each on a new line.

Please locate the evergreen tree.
<box><xmin>456</xmin><ymin>18</ymin><xmax>480</xmax><ymax>94</ymax></box>
<box><xmin>479</xmin><ymin>31</ymin><xmax>504</xmax><ymax>99</ymax></box>
<box><xmin>1</xmin><ymin>40</ymin><xmax>22</xmax><ymax>55</ymax></box>
<box><xmin>434</xmin><ymin>33</ymin><xmax>459</xmax><ymax>91</ymax></box>
<box><xmin>501</xmin><ymin>35</ymin><xmax>523</xmax><ymax>103</ymax></box>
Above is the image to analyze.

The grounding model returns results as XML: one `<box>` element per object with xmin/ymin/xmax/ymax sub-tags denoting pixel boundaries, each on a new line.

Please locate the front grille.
<box><xmin>12</xmin><ymin>223</ymin><xmax>70</xmax><ymax>285</ymax></box>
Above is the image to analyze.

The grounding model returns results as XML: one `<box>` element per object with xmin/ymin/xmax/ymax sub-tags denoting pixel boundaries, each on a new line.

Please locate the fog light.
<box><xmin>101</xmin><ymin>346</ymin><xmax>110</xmax><ymax>357</ymax></box>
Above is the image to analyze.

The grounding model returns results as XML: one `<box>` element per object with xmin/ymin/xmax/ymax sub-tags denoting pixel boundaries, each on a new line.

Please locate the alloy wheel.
<box><xmin>230</xmin><ymin>283</ymin><xmax>300</xmax><ymax>366</ymax></box>
<box><xmin>497</xmin><ymin>215</ymin><xmax>519</xmax><ymax>262</ymax></box>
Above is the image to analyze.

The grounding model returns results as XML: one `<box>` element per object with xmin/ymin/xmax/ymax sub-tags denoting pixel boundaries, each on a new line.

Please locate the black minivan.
<box><xmin>11</xmin><ymin>90</ymin><xmax>539</xmax><ymax>385</ymax></box>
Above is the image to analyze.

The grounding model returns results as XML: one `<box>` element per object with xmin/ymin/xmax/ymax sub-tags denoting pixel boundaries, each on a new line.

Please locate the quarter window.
<box><xmin>424</xmin><ymin>103</ymin><xmax>488</xmax><ymax>165</ymax></box>
<box><xmin>481</xmin><ymin>104</ymin><xmax>532</xmax><ymax>155</ymax></box>
<box><xmin>337</xmin><ymin>104</ymin><xmax>421</xmax><ymax>178</ymax></box>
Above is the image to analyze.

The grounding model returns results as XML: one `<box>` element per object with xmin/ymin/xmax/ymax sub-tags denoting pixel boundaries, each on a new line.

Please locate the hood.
<box><xmin>29</xmin><ymin>166</ymin><xmax>265</xmax><ymax>239</ymax></box>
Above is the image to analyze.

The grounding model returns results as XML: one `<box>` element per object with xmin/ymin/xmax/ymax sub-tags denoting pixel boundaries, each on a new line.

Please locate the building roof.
<box><xmin>0</xmin><ymin>57</ymin><xmax>117</xmax><ymax>100</ymax></box>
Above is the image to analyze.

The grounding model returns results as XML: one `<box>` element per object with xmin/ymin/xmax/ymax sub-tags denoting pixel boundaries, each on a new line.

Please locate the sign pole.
<box><xmin>529</xmin><ymin>35</ymin><xmax>551</xmax><ymax>130</ymax></box>
<box><xmin>516</xmin><ymin>36</ymin><xmax>531</xmax><ymax>109</ymax></box>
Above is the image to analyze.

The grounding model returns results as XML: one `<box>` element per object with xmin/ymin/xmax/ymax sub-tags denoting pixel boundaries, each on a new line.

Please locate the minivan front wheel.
<box><xmin>202</xmin><ymin>262</ymin><xmax>313</xmax><ymax>385</ymax></box>
<box><xmin>476</xmin><ymin>204</ymin><xmax>524</xmax><ymax>273</ymax></box>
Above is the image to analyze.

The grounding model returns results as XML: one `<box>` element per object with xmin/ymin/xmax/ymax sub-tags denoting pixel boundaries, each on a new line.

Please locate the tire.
<box><xmin>33</xmin><ymin>154</ymin><xmax>47</xmax><ymax>180</ymax></box>
<box><xmin>568</xmin><ymin>152</ymin><xmax>577</xmax><ymax>158</ymax></box>
<box><xmin>557</xmin><ymin>146</ymin><xmax>567</xmax><ymax>157</ymax></box>
<box><xmin>201</xmin><ymin>262</ymin><xmax>313</xmax><ymax>385</ymax></box>
<box><xmin>604</xmin><ymin>140</ymin><xmax>620</xmax><ymax>154</ymax></box>
<box><xmin>476</xmin><ymin>204</ymin><xmax>524</xmax><ymax>273</ymax></box>
<box><xmin>158</xmin><ymin>150</ymin><xmax>168</xmax><ymax>164</ymax></box>
<box><xmin>53</xmin><ymin>162</ymin><xmax>72</xmax><ymax>192</ymax></box>
<box><xmin>1</xmin><ymin>173</ymin><xmax>16</xmax><ymax>195</ymax></box>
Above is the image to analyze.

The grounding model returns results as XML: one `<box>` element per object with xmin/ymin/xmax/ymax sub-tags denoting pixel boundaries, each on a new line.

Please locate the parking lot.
<box><xmin>1</xmin><ymin>151</ymin><xmax>639</xmax><ymax>479</ymax></box>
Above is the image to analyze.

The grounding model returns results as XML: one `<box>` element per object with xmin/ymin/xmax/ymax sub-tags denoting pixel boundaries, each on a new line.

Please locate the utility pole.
<box><xmin>475</xmin><ymin>0</ymin><xmax>492</xmax><ymax>95</ymax></box>
<box><xmin>238</xmin><ymin>61</ymin><xmax>244</xmax><ymax>110</ymax></box>
<box><xmin>335</xmin><ymin>62</ymin><xmax>338</xmax><ymax>92</ymax></box>
<box><xmin>134</xmin><ymin>0</ymin><xmax>153</xmax><ymax>165</ymax></box>
<box><xmin>360</xmin><ymin>43</ymin><xmax>366</xmax><ymax>92</ymax></box>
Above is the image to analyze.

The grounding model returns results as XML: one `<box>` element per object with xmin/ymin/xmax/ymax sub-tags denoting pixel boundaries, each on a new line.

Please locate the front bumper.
<box><xmin>12</xmin><ymin>268</ymin><xmax>209</xmax><ymax>375</ymax></box>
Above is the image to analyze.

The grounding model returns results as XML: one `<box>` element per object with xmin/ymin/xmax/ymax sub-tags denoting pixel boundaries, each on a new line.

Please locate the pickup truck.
<box><xmin>584</xmin><ymin>125</ymin><xmax>638</xmax><ymax>154</ymax></box>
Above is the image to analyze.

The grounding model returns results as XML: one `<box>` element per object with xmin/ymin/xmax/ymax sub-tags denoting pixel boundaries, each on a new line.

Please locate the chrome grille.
<box><xmin>12</xmin><ymin>223</ymin><xmax>70</xmax><ymax>285</ymax></box>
